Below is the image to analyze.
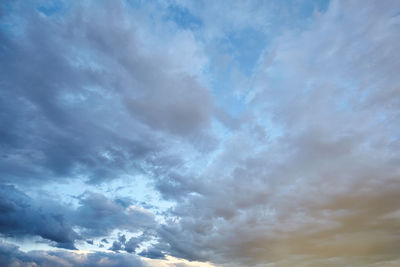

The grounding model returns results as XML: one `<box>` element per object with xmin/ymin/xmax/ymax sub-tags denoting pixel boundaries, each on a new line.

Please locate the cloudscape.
<box><xmin>1</xmin><ymin>0</ymin><xmax>400</xmax><ymax>266</ymax></box>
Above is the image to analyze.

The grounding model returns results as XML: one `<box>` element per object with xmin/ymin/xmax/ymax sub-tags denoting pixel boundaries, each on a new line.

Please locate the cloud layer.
<box><xmin>1</xmin><ymin>0</ymin><xmax>400</xmax><ymax>266</ymax></box>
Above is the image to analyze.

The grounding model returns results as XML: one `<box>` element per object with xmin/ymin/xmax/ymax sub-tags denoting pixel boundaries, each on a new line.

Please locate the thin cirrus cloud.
<box><xmin>1</xmin><ymin>0</ymin><xmax>400</xmax><ymax>266</ymax></box>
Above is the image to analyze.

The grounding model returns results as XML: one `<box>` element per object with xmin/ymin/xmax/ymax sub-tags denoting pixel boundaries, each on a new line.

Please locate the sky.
<box><xmin>1</xmin><ymin>0</ymin><xmax>400</xmax><ymax>266</ymax></box>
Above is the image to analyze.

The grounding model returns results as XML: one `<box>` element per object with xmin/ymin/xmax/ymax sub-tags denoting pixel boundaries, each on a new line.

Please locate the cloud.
<box><xmin>109</xmin><ymin>232</ymin><xmax>152</xmax><ymax>255</ymax></box>
<box><xmin>1</xmin><ymin>0</ymin><xmax>400</xmax><ymax>266</ymax></box>
<box><xmin>0</xmin><ymin>185</ymin><xmax>156</xmax><ymax>250</ymax></box>
<box><xmin>145</xmin><ymin>0</ymin><xmax>400</xmax><ymax>265</ymax></box>
<box><xmin>74</xmin><ymin>192</ymin><xmax>156</xmax><ymax>237</ymax></box>
<box><xmin>144</xmin><ymin>255</ymin><xmax>217</xmax><ymax>267</ymax></box>
<box><xmin>0</xmin><ymin>240</ymin><xmax>218</xmax><ymax>267</ymax></box>
<box><xmin>0</xmin><ymin>0</ymin><xmax>213</xmax><ymax>185</ymax></box>
<box><xmin>0</xmin><ymin>185</ymin><xmax>79</xmax><ymax>249</ymax></box>
<box><xmin>0</xmin><ymin>240</ymin><xmax>148</xmax><ymax>267</ymax></box>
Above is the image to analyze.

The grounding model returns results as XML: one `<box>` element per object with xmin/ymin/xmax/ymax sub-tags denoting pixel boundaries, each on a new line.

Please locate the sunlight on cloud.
<box><xmin>145</xmin><ymin>255</ymin><xmax>218</xmax><ymax>267</ymax></box>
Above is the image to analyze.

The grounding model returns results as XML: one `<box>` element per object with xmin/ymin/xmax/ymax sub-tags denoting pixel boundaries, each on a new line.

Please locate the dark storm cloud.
<box><xmin>0</xmin><ymin>240</ymin><xmax>148</xmax><ymax>267</ymax></box>
<box><xmin>0</xmin><ymin>185</ymin><xmax>156</xmax><ymax>250</ymax></box>
<box><xmin>0</xmin><ymin>185</ymin><xmax>78</xmax><ymax>249</ymax></box>
<box><xmin>0</xmin><ymin>0</ymin><xmax>214</xmax><ymax>185</ymax></box>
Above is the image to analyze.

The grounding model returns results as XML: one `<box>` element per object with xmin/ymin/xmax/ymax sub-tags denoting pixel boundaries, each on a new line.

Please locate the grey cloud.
<box><xmin>124</xmin><ymin>236</ymin><xmax>142</xmax><ymax>254</ymax></box>
<box><xmin>0</xmin><ymin>240</ymin><xmax>148</xmax><ymax>267</ymax></box>
<box><xmin>2</xmin><ymin>0</ymin><xmax>400</xmax><ymax>266</ymax></box>
<box><xmin>0</xmin><ymin>0</ymin><xmax>214</xmax><ymax>185</ymax></box>
<box><xmin>109</xmin><ymin>232</ymin><xmax>152</xmax><ymax>254</ymax></box>
<box><xmin>139</xmin><ymin>247</ymin><xmax>166</xmax><ymax>260</ymax></box>
<box><xmin>0</xmin><ymin>185</ymin><xmax>156</xmax><ymax>250</ymax></box>
<box><xmin>126</xmin><ymin>74</ymin><xmax>213</xmax><ymax>137</ymax></box>
<box><xmin>1</xmin><ymin>1</ymin><xmax>215</xmax><ymax>261</ymax></box>
<box><xmin>147</xmin><ymin>0</ymin><xmax>400</xmax><ymax>265</ymax></box>
<box><xmin>110</xmin><ymin>240</ymin><xmax>123</xmax><ymax>252</ymax></box>
<box><xmin>0</xmin><ymin>185</ymin><xmax>79</xmax><ymax>249</ymax></box>
<box><xmin>74</xmin><ymin>192</ymin><xmax>156</xmax><ymax>238</ymax></box>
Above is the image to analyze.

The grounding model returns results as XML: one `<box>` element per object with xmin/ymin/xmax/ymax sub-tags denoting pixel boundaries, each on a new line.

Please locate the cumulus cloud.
<box><xmin>108</xmin><ymin>232</ymin><xmax>153</xmax><ymax>256</ymax></box>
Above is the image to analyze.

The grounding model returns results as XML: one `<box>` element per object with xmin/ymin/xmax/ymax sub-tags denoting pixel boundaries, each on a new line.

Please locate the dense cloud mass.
<box><xmin>153</xmin><ymin>1</ymin><xmax>400</xmax><ymax>265</ymax></box>
<box><xmin>0</xmin><ymin>240</ymin><xmax>148</xmax><ymax>267</ymax></box>
<box><xmin>1</xmin><ymin>0</ymin><xmax>400</xmax><ymax>266</ymax></box>
<box><xmin>0</xmin><ymin>0</ymin><xmax>213</xmax><ymax>186</ymax></box>
<box><xmin>0</xmin><ymin>185</ymin><xmax>155</xmax><ymax>250</ymax></box>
